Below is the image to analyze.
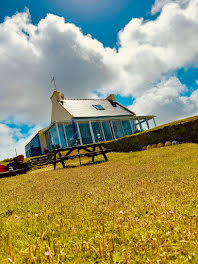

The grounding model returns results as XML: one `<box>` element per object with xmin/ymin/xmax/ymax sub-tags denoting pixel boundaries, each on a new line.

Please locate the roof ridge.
<box><xmin>63</xmin><ymin>98</ymin><xmax>105</xmax><ymax>101</ymax></box>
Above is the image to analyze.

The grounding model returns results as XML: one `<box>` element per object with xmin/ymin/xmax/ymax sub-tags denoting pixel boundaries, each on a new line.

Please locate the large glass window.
<box><xmin>112</xmin><ymin>120</ymin><xmax>124</xmax><ymax>139</ymax></box>
<box><xmin>46</xmin><ymin>132</ymin><xmax>53</xmax><ymax>151</ymax></box>
<box><xmin>25</xmin><ymin>134</ymin><xmax>40</xmax><ymax>153</ymax></box>
<box><xmin>25</xmin><ymin>134</ymin><xmax>42</xmax><ymax>157</ymax></box>
<box><xmin>65</xmin><ymin>123</ymin><xmax>80</xmax><ymax>147</ymax></box>
<box><xmin>101</xmin><ymin>121</ymin><xmax>113</xmax><ymax>141</ymax></box>
<box><xmin>78</xmin><ymin>123</ymin><xmax>93</xmax><ymax>145</ymax></box>
<box><xmin>140</xmin><ymin>121</ymin><xmax>147</xmax><ymax>131</ymax></box>
<box><xmin>51</xmin><ymin>126</ymin><xmax>60</xmax><ymax>148</ymax></box>
<box><xmin>122</xmin><ymin>120</ymin><xmax>132</xmax><ymax>136</ymax></box>
<box><xmin>32</xmin><ymin>136</ymin><xmax>40</xmax><ymax>147</ymax></box>
<box><xmin>25</xmin><ymin>149</ymin><xmax>31</xmax><ymax>158</ymax></box>
<box><xmin>130</xmin><ymin>120</ymin><xmax>136</xmax><ymax>133</ymax></box>
<box><xmin>58</xmin><ymin>124</ymin><xmax>67</xmax><ymax>148</ymax></box>
<box><xmin>134</xmin><ymin>120</ymin><xmax>142</xmax><ymax>133</ymax></box>
<box><xmin>25</xmin><ymin>135</ymin><xmax>40</xmax><ymax>151</ymax></box>
<box><xmin>91</xmin><ymin>122</ymin><xmax>104</xmax><ymax>142</ymax></box>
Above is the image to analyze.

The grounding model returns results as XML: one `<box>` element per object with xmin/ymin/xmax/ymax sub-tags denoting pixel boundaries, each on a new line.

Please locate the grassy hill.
<box><xmin>0</xmin><ymin>143</ymin><xmax>198</xmax><ymax>263</ymax></box>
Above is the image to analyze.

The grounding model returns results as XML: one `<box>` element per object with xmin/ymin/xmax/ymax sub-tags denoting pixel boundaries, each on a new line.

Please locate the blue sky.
<box><xmin>1</xmin><ymin>0</ymin><xmax>198</xmax><ymax>159</ymax></box>
<box><xmin>0</xmin><ymin>0</ymin><xmax>155</xmax><ymax>48</ymax></box>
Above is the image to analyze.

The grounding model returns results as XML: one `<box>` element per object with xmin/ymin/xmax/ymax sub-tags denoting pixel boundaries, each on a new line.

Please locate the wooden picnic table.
<box><xmin>0</xmin><ymin>168</ymin><xmax>27</xmax><ymax>179</ymax></box>
<box><xmin>52</xmin><ymin>143</ymin><xmax>109</xmax><ymax>170</ymax></box>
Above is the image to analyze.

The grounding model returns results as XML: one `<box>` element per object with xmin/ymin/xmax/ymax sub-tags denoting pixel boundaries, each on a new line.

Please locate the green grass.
<box><xmin>0</xmin><ymin>143</ymin><xmax>198</xmax><ymax>263</ymax></box>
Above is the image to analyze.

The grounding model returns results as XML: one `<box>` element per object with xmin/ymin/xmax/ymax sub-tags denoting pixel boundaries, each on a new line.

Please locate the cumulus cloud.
<box><xmin>131</xmin><ymin>77</ymin><xmax>198</xmax><ymax>124</ymax></box>
<box><xmin>151</xmin><ymin>0</ymin><xmax>190</xmax><ymax>14</ymax></box>
<box><xmin>0</xmin><ymin>11</ymin><xmax>115</xmax><ymax>124</ymax></box>
<box><xmin>0</xmin><ymin>123</ymin><xmax>42</xmax><ymax>160</ymax></box>
<box><xmin>1</xmin><ymin>0</ymin><xmax>198</xmax><ymax>159</ymax></box>
<box><xmin>112</xmin><ymin>0</ymin><xmax>198</xmax><ymax>97</ymax></box>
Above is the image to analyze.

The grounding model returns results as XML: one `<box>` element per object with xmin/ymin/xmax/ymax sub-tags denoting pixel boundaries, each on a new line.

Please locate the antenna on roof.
<box><xmin>51</xmin><ymin>76</ymin><xmax>57</xmax><ymax>91</ymax></box>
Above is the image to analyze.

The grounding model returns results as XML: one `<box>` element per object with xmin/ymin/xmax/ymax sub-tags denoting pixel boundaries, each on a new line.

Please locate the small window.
<box><xmin>93</xmin><ymin>105</ymin><xmax>105</xmax><ymax>110</ymax></box>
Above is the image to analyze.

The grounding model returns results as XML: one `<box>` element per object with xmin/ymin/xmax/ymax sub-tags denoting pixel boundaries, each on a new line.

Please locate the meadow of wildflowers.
<box><xmin>0</xmin><ymin>143</ymin><xmax>197</xmax><ymax>263</ymax></box>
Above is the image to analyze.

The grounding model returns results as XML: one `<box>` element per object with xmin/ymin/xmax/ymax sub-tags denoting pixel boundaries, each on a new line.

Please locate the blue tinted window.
<box><xmin>91</xmin><ymin>122</ymin><xmax>104</xmax><ymax>142</ymax></box>
<box><xmin>25</xmin><ymin>134</ymin><xmax>41</xmax><ymax>157</ymax></box>
<box><xmin>58</xmin><ymin>124</ymin><xmax>67</xmax><ymax>148</ymax></box>
<box><xmin>112</xmin><ymin>120</ymin><xmax>124</xmax><ymax>139</ymax></box>
<box><xmin>93</xmin><ymin>105</ymin><xmax>105</xmax><ymax>110</ymax></box>
<box><xmin>130</xmin><ymin>120</ymin><xmax>136</xmax><ymax>133</ymax></box>
<box><xmin>46</xmin><ymin>132</ymin><xmax>53</xmax><ymax>151</ymax></box>
<box><xmin>50</xmin><ymin>126</ymin><xmax>60</xmax><ymax>148</ymax></box>
<box><xmin>25</xmin><ymin>134</ymin><xmax>40</xmax><ymax>152</ymax></box>
<box><xmin>101</xmin><ymin>121</ymin><xmax>113</xmax><ymax>141</ymax></box>
<box><xmin>65</xmin><ymin>124</ymin><xmax>80</xmax><ymax>147</ymax></box>
<box><xmin>78</xmin><ymin>123</ymin><xmax>93</xmax><ymax>145</ymax></box>
<box><xmin>122</xmin><ymin>120</ymin><xmax>132</xmax><ymax>136</ymax></box>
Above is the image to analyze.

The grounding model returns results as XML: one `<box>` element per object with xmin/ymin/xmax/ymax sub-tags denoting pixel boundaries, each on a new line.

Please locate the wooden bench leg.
<box><xmin>99</xmin><ymin>145</ymin><xmax>108</xmax><ymax>161</ymax></box>
<box><xmin>78</xmin><ymin>149</ymin><xmax>82</xmax><ymax>166</ymax></box>
<box><xmin>92</xmin><ymin>147</ymin><xmax>95</xmax><ymax>163</ymax></box>
<box><xmin>59</xmin><ymin>152</ymin><xmax>66</xmax><ymax>168</ymax></box>
<box><xmin>103</xmin><ymin>153</ymin><xmax>108</xmax><ymax>161</ymax></box>
<box><xmin>54</xmin><ymin>153</ymin><xmax>56</xmax><ymax>170</ymax></box>
<box><xmin>62</xmin><ymin>161</ymin><xmax>66</xmax><ymax>168</ymax></box>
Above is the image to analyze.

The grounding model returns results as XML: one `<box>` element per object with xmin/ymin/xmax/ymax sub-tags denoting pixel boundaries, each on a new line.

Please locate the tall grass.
<box><xmin>0</xmin><ymin>143</ymin><xmax>197</xmax><ymax>263</ymax></box>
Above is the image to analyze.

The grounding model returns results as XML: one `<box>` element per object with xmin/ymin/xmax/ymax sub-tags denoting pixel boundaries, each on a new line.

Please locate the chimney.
<box><xmin>105</xmin><ymin>94</ymin><xmax>116</xmax><ymax>102</ymax></box>
<box><xmin>50</xmin><ymin>91</ymin><xmax>61</xmax><ymax>103</ymax></box>
<box><xmin>60</xmin><ymin>93</ymin><xmax>65</xmax><ymax>100</ymax></box>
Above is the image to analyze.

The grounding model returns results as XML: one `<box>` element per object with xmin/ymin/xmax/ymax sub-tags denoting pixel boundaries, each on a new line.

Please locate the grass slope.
<box><xmin>0</xmin><ymin>144</ymin><xmax>198</xmax><ymax>263</ymax></box>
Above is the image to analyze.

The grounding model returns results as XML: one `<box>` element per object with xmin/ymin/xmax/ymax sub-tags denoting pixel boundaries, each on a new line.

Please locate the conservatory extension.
<box><xmin>44</xmin><ymin>117</ymin><xmax>155</xmax><ymax>152</ymax></box>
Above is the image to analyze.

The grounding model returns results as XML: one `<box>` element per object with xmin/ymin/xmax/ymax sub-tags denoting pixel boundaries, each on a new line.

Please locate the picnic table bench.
<box><xmin>0</xmin><ymin>168</ymin><xmax>27</xmax><ymax>179</ymax></box>
<box><xmin>52</xmin><ymin>143</ymin><xmax>110</xmax><ymax>170</ymax></box>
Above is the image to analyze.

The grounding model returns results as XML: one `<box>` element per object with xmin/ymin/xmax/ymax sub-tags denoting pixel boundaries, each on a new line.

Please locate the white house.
<box><xmin>25</xmin><ymin>91</ymin><xmax>156</xmax><ymax>157</ymax></box>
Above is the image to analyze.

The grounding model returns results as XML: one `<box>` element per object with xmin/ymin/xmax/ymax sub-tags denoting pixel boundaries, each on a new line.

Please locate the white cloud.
<box><xmin>131</xmin><ymin>77</ymin><xmax>198</xmax><ymax>124</ymax></box>
<box><xmin>0</xmin><ymin>123</ymin><xmax>42</xmax><ymax>160</ymax></box>
<box><xmin>1</xmin><ymin>0</ymin><xmax>198</xmax><ymax>159</ymax></box>
<box><xmin>151</xmin><ymin>0</ymin><xmax>190</xmax><ymax>14</ymax></box>
<box><xmin>0</xmin><ymin>11</ymin><xmax>115</xmax><ymax>124</ymax></box>
<box><xmin>112</xmin><ymin>0</ymin><xmax>198</xmax><ymax>97</ymax></box>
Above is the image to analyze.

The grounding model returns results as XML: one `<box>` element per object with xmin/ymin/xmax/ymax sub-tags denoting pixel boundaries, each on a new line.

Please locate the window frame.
<box><xmin>93</xmin><ymin>105</ymin><xmax>105</xmax><ymax>110</ymax></box>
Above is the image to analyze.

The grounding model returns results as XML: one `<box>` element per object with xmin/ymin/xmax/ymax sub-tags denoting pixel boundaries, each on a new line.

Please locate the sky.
<box><xmin>1</xmin><ymin>0</ymin><xmax>198</xmax><ymax>159</ymax></box>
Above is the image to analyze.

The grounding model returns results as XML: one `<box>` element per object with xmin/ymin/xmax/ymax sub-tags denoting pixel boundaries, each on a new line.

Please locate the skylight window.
<box><xmin>93</xmin><ymin>105</ymin><xmax>105</xmax><ymax>110</ymax></box>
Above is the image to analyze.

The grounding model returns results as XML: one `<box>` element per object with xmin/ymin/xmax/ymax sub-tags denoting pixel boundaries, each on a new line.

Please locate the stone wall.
<box><xmin>104</xmin><ymin>115</ymin><xmax>198</xmax><ymax>152</ymax></box>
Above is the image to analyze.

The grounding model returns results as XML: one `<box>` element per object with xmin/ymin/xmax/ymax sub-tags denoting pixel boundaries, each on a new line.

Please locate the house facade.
<box><xmin>25</xmin><ymin>91</ymin><xmax>156</xmax><ymax>157</ymax></box>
